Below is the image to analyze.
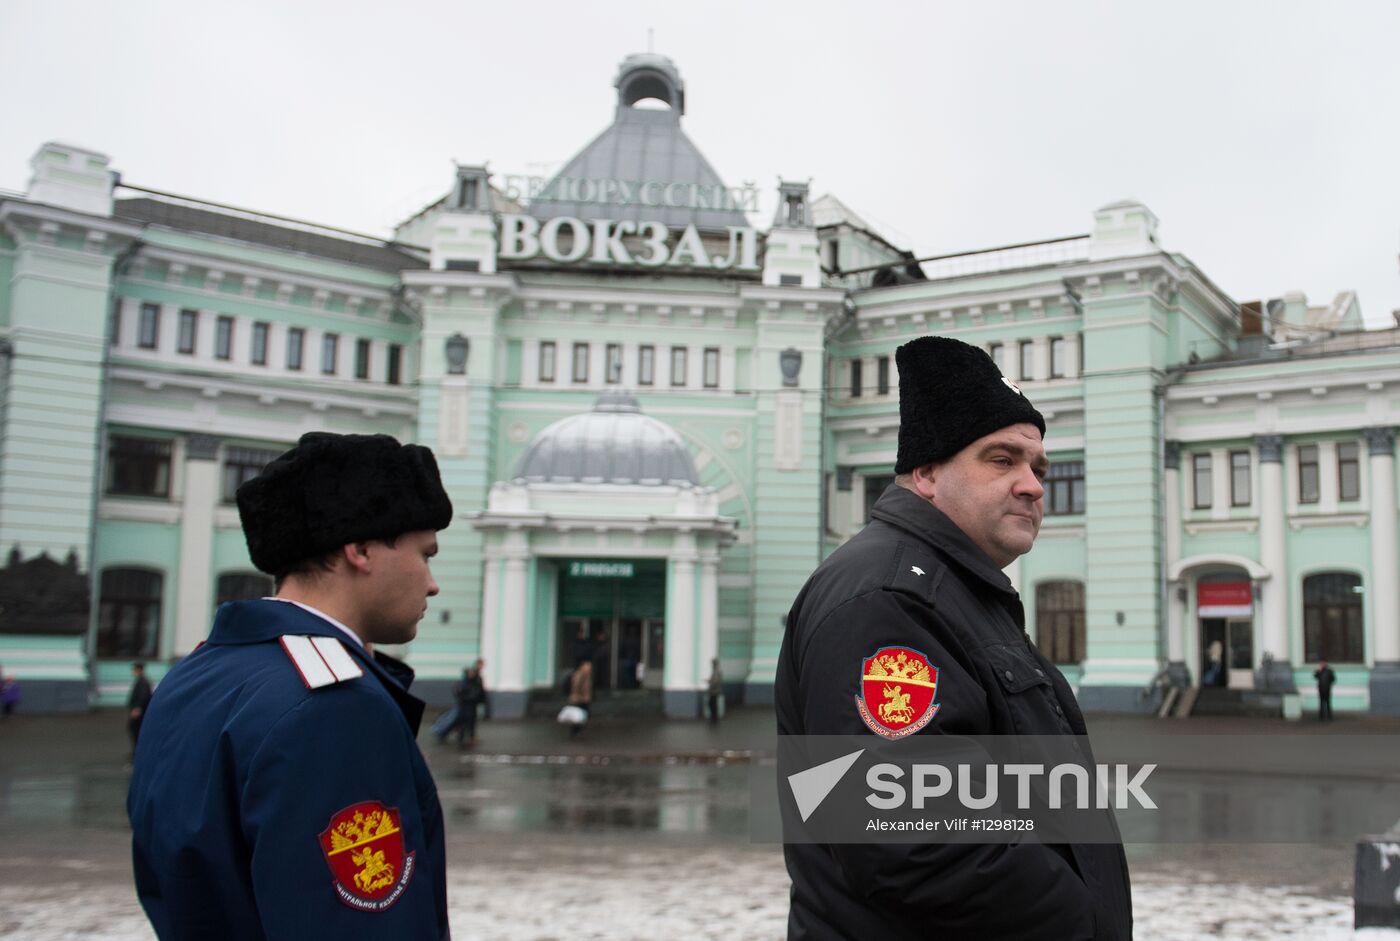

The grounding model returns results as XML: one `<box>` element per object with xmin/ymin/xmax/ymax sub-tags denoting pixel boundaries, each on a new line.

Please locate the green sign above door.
<box><xmin>567</xmin><ymin>560</ymin><xmax>635</xmax><ymax>578</ymax></box>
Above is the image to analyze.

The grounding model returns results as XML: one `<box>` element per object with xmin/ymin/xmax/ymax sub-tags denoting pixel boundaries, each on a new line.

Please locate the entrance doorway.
<box><xmin>555</xmin><ymin>559</ymin><xmax>665</xmax><ymax>692</ymax></box>
<box><xmin>1200</xmin><ymin>618</ymin><xmax>1254</xmax><ymax>689</ymax></box>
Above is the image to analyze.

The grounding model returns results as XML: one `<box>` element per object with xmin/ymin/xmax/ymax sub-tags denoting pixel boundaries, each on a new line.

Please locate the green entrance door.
<box><xmin>556</xmin><ymin>560</ymin><xmax>665</xmax><ymax>691</ymax></box>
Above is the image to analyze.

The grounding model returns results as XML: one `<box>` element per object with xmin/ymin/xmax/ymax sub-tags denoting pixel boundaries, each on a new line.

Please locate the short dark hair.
<box><xmin>271</xmin><ymin>535</ymin><xmax>401</xmax><ymax>590</ymax></box>
<box><xmin>133</xmin><ymin>662</ymin><xmax>145</xmax><ymax>672</ymax></box>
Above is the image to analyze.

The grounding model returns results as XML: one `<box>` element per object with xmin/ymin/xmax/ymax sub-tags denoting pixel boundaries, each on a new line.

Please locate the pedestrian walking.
<box><xmin>776</xmin><ymin>337</ymin><xmax>1132</xmax><ymax>939</ymax></box>
<box><xmin>566</xmin><ymin>660</ymin><xmax>593</xmax><ymax>738</ymax></box>
<box><xmin>0</xmin><ymin>665</ymin><xmax>19</xmax><ymax>718</ymax></box>
<box><xmin>706</xmin><ymin>658</ymin><xmax>723</xmax><ymax>725</ymax></box>
<box><xmin>126</xmin><ymin>432</ymin><xmax>453</xmax><ymax>939</ymax></box>
<box><xmin>127</xmin><ymin>662</ymin><xmax>152</xmax><ymax>752</ymax></box>
<box><xmin>440</xmin><ymin>659</ymin><xmax>488</xmax><ymax>747</ymax></box>
<box><xmin>1314</xmin><ymin>659</ymin><xmax>1337</xmax><ymax>721</ymax></box>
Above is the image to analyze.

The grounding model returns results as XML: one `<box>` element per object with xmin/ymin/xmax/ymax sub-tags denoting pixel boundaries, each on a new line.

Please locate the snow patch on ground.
<box><xmin>4</xmin><ymin>849</ymin><xmax>1399</xmax><ymax>940</ymax></box>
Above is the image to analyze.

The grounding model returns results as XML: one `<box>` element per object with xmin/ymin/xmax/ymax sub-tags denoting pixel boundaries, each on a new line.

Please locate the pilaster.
<box><xmin>1073</xmin><ymin>267</ymin><xmax>1166</xmax><ymax>711</ymax></box>
<box><xmin>743</xmin><ymin>289</ymin><xmax>836</xmax><ymax>703</ymax></box>
<box><xmin>665</xmin><ymin>534</ymin><xmax>698</xmax><ymax>717</ymax></box>
<box><xmin>1163</xmin><ymin>440</ymin><xmax>1188</xmax><ymax>683</ymax></box>
<box><xmin>1365</xmin><ymin>427</ymin><xmax>1400</xmax><ymax>713</ymax></box>
<box><xmin>1255</xmin><ymin>434</ymin><xmax>1295</xmax><ymax>692</ymax></box>
<box><xmin>402</xmin><ymin>270</ymin><xmax>514</xmax><ymax>687</ymax></box>
<box><xmin>172</xmin><ymin>434</ymin><xmax>219</xmax><ymax>657</ymax></box>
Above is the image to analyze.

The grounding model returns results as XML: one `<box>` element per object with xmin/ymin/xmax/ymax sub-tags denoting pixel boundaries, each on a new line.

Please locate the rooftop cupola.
<box><xmin>615</xmin><ymin>53</ymin><xmax>685</xmax><ymax>117</ymax></box>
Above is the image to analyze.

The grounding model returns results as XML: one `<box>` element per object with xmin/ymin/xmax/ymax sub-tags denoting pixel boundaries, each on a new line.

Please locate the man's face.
<box><xmin>923</xmin><ymin>422</ymin><xmax>1048</xmax><ymax>568</ymax></box>
<box><xmin>359</xmin><ymin>530</ymin><xmax>440</xmax><ymax>645</ymax></box>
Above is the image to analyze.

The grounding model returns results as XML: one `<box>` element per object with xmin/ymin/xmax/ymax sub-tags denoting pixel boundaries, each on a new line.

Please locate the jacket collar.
<box><xmin>868</xmin><ymin>484</ymin><xmax>1018</xmax><ymax>596</ymax></box>
<box><xmin>209</xmin><ymin>599</ymin><xmax>425</xmax><ymax>733</ymax></box>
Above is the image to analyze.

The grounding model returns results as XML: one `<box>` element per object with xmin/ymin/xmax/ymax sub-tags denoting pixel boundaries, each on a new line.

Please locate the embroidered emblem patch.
<box><xmin>319</xmin><ymin>801</ymin><xmax>415</xmax><ymax>912</ymax></box>
<box><xmin>856</xmin><ymin>646</ymin><xmax>940</xmax><ymax>739</ymax></box>
<box><xmin>1001</xmin><ymin>376</ymin><xmax>1024</xmax><ymax>396</ymax></box>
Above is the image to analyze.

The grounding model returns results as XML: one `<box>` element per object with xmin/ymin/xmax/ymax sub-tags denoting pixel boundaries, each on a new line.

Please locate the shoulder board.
<box><xmin>278</xmin><ymin>634</ymin><xmax>365</xmax><ymax>689</ymax></box>
<box><xmin>885</xmin><ymin>542</ymin><xmax>944</xmax><ymax>603</ymax></box>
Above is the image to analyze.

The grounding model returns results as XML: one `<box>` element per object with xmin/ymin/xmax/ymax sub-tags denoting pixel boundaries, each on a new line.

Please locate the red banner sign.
<box><xmin>1198</xmin><ymin>581</ymin><xmax>1252</xmax><ymax>616</ymax></box>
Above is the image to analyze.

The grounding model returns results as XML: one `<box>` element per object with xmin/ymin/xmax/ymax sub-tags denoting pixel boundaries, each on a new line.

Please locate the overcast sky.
<box><xmin>4</xmin><ymin>0</ymin><xmax>1398</xmax><ymax>325</ymax></box>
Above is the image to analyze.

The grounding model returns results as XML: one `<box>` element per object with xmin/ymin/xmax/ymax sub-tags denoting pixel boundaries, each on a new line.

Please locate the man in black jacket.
<box><xmin>776</xmin><ymin>336</ymin><xmax>1132</xmax><ymax>940</ymax></box>
<box><xmin>127</xmin><ymin>662</ymin><xmax>153</xmax><ymax>751</ymax></box>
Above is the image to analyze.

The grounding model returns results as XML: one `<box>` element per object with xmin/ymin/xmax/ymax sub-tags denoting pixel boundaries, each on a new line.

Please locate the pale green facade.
<box><xmin>2</xmin><ymin>56</ymin><xmax>1397</xmax><ymax>716</ymax></box>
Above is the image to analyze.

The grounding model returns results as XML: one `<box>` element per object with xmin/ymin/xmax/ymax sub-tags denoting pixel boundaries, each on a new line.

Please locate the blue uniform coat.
<box><xmin>128</xmin><ymin>599</ymin><xmax>449</xmax><ymax>939</ymax></box>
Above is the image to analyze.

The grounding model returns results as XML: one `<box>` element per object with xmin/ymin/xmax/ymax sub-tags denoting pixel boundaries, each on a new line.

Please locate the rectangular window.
<box><xmin>538</xmin><ymin>341</ymin><xmax>556</xmax><ymax>382</ymax></box>
<box><xmin>572</xmin><ymin>342</ymin><xmax>589</xmax><ymax>382</ymax></box>
<box><xmin>703</xmin><ymin>347</ymin><xmax>720</xmax><ymax>388</ymax></box>
<box><xmin>670</xmin><ymin>346</ymin><xmax>687</xmax><ymax>386</ymax></box>
<box><xmin>177</xmin><ymin>309</ymin><xmax>198</xmax><ymax>355</ymax></box>
<box><xmin>321</xmin><ymin>333</ymin><xmax>338</xmax><ymax>375</ymax></box>
<box><xmin>221</xmin><ymin>446</ymin><xmax>281</xmax><ymax>503</ymax></box>
<box><xmin>1046</xmin><ymin>461</ymin><xmax>1086</xmax><ymax>515</ymax></box>
<box><xmin>877</xmin><ymin>356</ymin><xmax>890</xmax><ymax>395</ymax></box>
<box><xmin>850</xmin><ymin>358</ymin><xmax>863</xmax><ymax>397</ymax></box>
<box><xmin>606</xmin><ymin>343</ymin><xmax>623</xmax><ymax>384</ymax></box>
<box><xmin>1338</xmin><ymin>442</ymin><xmax>1360</xmax><ymax>501</ymax></box>
<box><xmin>1050</xmin><ymin>337</ymin><xmax>1065</xmax><ymax>378</ymax></box>
<box><xmin>138</xmin><ymin>303</ymin><xmax>160</xmax><ymax>349</ymax></box>
<box><xmin>638</xmin><ymin>345</ymin><xmax>654</xmax><ymax>385</ymax></box>
<box><xmin>215</xmin><ymin>316</ymin><xmax>234</xmax><ymax>361</ymax></box>
<box><xmin>989</xmin><ymin>343</ymin><xmax>1005</xmax><ymax>374</ymax></box>
<box><xmin>1019</xmin><ymin>340</ymin><xmax>1035</xmax><ymax>382</ymax></box>
<box><xmin>106</xmin><ymin>436</ymin><xmax>172</xmax><ymax>497</ymax></box>
<box><xmin>386</xmin><ymin>344</ymin><xmax>402</xmax><ymax>385</ymax></box>
<box><xmin>1193</xmin><ymin>453</ymin><xmax>1212</xmax><ymax>509</ymax></box>
<box><xmin>1298</xmin><ymin>444</ymin><xmax>1320</xmax><ymax>504</ymax></box>
<box><xmin>1230</xmin><ymin>450</ymin><xmax>1251</xmax><ymax>506</ymax></box>
<box><xmin>251</xmin><ymin>322</ymin><xmax>269</xmax><ymax>366</ymax></box>
<box><xmin>286</xmin><ymin>328</ymin><xmax>304</xmax><ymax>370</ymax></box>
<box><xmin>354</xmin><ymin>338</ymin><xmax>370</xmax><ymax>379</ymax></box>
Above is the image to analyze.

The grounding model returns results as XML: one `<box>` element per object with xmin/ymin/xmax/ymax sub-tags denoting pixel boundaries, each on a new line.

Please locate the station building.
<box><xmin>2</xmin><ymin>53</ymin><xmax>1397</xmax><ymax>716</ymax></box>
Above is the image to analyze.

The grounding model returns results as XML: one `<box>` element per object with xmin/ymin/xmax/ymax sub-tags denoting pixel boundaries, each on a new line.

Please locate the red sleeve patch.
<box><xmin>319</xmin><ymin>801</ymin><xmax>415</xmax><ymax>911</ymax></box>
<box><xmin>855</xmin><ymin>645</ymin><xmax>941</xmax><ymax>739</ymax></box>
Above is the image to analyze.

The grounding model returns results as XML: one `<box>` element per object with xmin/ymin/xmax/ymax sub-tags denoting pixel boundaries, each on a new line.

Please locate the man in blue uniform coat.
<box><xmin>128</xmin><ymin>432</ymin><xmax>454</xmax><ymax>939</ymax></box>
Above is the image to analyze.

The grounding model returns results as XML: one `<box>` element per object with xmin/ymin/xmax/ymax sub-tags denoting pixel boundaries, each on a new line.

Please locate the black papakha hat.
<box><xmin>894</xmin><ymin>336</ymin><xmax>1046</xmax><ymax>474</ymax></box>
<box><xmin>236</xmin><ymin>432</ymin><xmax>453</xmax><ymax>576</ymax></box>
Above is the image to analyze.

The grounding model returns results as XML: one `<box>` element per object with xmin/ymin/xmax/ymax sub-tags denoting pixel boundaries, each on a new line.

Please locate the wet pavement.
<box><xmin>3</xmin><ymin>707</ymin><xmax>1400</xmax><ymax>938</ymax></box>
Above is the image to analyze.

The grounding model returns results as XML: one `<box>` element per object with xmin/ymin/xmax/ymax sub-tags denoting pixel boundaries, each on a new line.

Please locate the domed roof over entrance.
<box><xmin>512</xmin><ymin>393</ymin><xmax>700</xmax><ymax>487</ymax></box>
<box><xmin>526</xmin><ymin>54</ymin><xmax>749</xmax><ymax>231</ymax></box>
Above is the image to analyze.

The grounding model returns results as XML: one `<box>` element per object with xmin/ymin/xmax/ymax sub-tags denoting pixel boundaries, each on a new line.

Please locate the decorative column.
<box><xmin>1163</xmin><ymin>441</ymin><xmax>1190</xmax><ymax>686</ymax></box>
<box><xmin>172</xmin><ymin>435</ymin><xmax>220</xmax><ymax>657</ymax></box>
<box><xmin>496</xmin><ymin>534</ymin><xmax>530</xmax><ymax>718</ymax></box>
<box><xmin>1255</xmin><ymin>434</ymin><xmax>1295</xmax><ymax>692</ymax></box>
<box><xmin>1365</xmin><ymin>427</ymin><xmax>1400</xmax><ymax>714</ymax></box>
<box><xmin>697</xmin><ymin>551</ymin><xmax>720</xmax><ymax>693</ymax></box>
<box><xmin>664</xmin><ymin>532</ymin><xmax>698</xmax><ymax>718</ymax></box>
<box><xmin>478</xmin><ymin>554</ymin><xmax>501</xmax><ymax>699</ymax></box>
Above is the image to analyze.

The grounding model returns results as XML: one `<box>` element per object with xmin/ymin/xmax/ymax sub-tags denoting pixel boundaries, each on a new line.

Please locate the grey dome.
<box><xmin>513</xmin><ymin>393</ymin><xmax>700</xmax><ymax>487</ymax></box>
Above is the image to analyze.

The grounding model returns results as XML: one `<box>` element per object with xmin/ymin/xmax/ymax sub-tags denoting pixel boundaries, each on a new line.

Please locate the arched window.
<box><xmin>1036</xmin><ymin>580</ymin><xmax>1086</xmax><ymax>664</ymax></box>
<box><xmin>216</xmin><ymin>572</ymin><xmax>274</xmax><ymax>609</ymax></box>
<box><xmin>97</xmin><ymin>567</ymin><xmax>163</xmax><ymax>659</ymax></box>
<box><xmin>1303</xmin><ymin>572</ymin><xmax>1364</xmax><ymax>663</ymax></box>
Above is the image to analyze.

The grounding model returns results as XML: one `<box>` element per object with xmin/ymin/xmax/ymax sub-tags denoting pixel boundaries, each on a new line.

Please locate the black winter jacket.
<box><xmin>776</xmin><ymin>485</ymin><xmax>1133</xmax><ymax>940</ymax></box>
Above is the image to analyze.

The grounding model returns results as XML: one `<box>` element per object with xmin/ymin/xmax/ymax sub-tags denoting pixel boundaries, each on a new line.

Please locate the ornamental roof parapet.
<box><xmin>0</xmin><ymin>198</ymin><xmax>142</xmax><ymax>253</ymax></box>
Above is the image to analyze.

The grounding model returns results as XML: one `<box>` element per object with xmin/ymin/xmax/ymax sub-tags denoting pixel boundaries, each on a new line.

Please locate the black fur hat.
<box><xmin>894</xmin><ymin>337</ymin><xmax>1046</xmax><ymax>474</ymax></box>
<box><xmin>237</xmin><ymin>432</ymin><xmax>453</xmax><ymax>576</ymax></box>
